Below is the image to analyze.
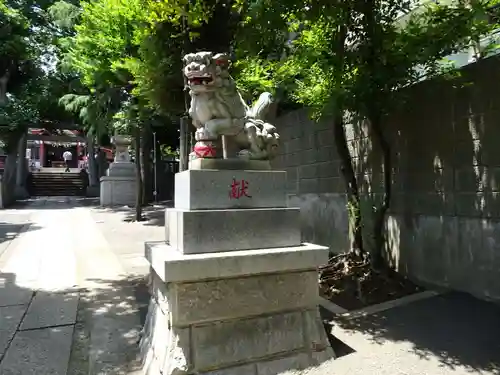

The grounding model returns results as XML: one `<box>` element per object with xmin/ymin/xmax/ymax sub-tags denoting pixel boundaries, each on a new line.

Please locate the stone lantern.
<box><xmin>99</xmin><ymin>134</ymin><xmax>136</xmax><ymax>206</ymax></box>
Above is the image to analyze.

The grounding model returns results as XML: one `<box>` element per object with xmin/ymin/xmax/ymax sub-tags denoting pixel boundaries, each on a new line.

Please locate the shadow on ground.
<box><xmin>331</xmin><ymin>292</ymin><xmax>500</xmax><ymax>373</ymax></box>
<box><xmin>11</xmin><ymin>197</ymin><xmax>100</xmax><ymax>210</ymax></box>
<box><xmin>94</xmin><ymin>201</ymin><xmax>173</xmax><ymax>227</ymax></box>
<box><xmin>319</xmin><ymin>307</ymin><xmax>356</xmax><ymax>358</ymax></box>
<box><xmin>13</xmin><ymin>197</ymin><xmax>172</xmax><ymax>228</ymax></box>
<box><xmin>0</xmin><ymin>271</ymin><xmax>150</xmax><ymax>375</ymax></box>
<box><xmin>0</xmin><ymin>222</ymin><xmax>41</xmax><ymax>245</ymax></box>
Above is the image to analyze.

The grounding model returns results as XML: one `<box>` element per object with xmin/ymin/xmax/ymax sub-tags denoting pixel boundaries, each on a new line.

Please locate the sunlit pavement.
<box><xmin>1</xmin><ymin>197</ymin><xmax>499</xmax><ymax>375</ymax></box>
<box><xmin>0</xmin><ymin>197</ymin><xmax>145</xmax><ymax>375</ymax></box>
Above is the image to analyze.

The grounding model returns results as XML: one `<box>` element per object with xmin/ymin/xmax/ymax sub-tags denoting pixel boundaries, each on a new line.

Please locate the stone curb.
<box><xmin>320</xmin><ymin>290</ymin><xmax>441</xmax><ymax>320</ymax></box>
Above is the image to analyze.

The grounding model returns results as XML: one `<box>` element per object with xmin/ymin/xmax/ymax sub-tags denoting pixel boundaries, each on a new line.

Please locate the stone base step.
<box><xmin>141</xmin><ymin>241</ymin><xmax>334</xmax><ymax>374</ymax></box>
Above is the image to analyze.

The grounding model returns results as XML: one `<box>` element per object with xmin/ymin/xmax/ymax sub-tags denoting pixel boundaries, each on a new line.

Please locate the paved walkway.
<box><xmin>0</xmin><ymin>197</ymin><xmax>163</xmax><ymax>375</ymax></box>
<box><xmin>317</xmin><ymin>292</ymin><xmax>500</xmax><ymax>375</ymax></box>
<box><xmin>0</xmin><ymin>197</ymin><xmax>499</xmax><ymax>375</ymax></box>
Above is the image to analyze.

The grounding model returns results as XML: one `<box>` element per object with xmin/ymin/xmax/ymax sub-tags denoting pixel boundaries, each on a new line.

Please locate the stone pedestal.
<box><xmin>189</xmin><ymin>157</ymin><xmax>271</xmax><ymax>171</ymax></box>
<box><xmin>140</xmin><ymin>163</ymin><xmax>335</xmax><ymax>375</ymax></box>
<box><xmin>100</xmin><ymin>175</ymin><xmax>136</xmax><ymax>206</ymax></box>
<box><xmin>100</xmin><ymin>135</ymin><xmax>136</xmax><ymax>206</ymax></box>
<box><xmin>106</xmin><ymin>161</ymin><xmax>136</xmax><ymax>177</ymax></box>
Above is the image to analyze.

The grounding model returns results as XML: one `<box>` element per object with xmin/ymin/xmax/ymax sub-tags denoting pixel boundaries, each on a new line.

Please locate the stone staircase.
<box><xmin>29</xmin><ymin>172</ymin><xmax>86</xmax><ymax>196</ymax></box>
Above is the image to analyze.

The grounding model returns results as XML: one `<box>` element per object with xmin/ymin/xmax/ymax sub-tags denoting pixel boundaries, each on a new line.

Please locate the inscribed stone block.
<box><xmin>172</xmin><ymin>271</ymin><xmax>318</xmax><ymax>325</ymax></box>
<box><xmin>175</xmin><ymin>169</ymin><xmax>287</xmax><ymax>210</ymax></box>
<box><xmin>192</xmin><ymin>312</ymin><xmax>304</xmax><ymax>370</ymax></box>
<box><xmin>100</xmin><ymin>176</ymin><xmax>136</xmax><ymax>206</ymax></box>
<box><xmin>166</xmin><ymin>207</ymin><xmax>301</xmax><ymax>254</ymax></box>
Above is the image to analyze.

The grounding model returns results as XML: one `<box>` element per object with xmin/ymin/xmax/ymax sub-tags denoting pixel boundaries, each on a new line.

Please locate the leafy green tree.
<box><xmin>61</xmin><ymin>0</ymin><xmax>241</xmax><ymax>216</ymax></box>
<box><xmin>60</xmin><ymin>0</ymin><xmax>175</xmax><ymax>218</ymax></box>
<box><xmin>234</xmin><ymin>0</ymin><xmax>500</xmax><ymax>267</ymax></box>
<box><xmin>0</xmin><ymin>0</ymin><xmax>44</xmax><ymax>202</ymax></box>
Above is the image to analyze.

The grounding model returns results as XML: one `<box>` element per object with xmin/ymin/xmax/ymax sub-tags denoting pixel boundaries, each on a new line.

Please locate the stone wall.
<box><xmin>272</xmin><ymin>56</ymin><xmax>500</xmax><ymax>300</ymax></box>
<box><xmin>271</xmin><ymin>110</ymin><xmax>350</xmax><ymax>254</ymax></box>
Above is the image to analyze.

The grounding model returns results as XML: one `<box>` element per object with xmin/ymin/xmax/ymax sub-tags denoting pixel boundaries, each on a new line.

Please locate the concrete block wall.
<box><xmin>272</xmin><ymin>57</ymin><xmax>500</xmax><ymax>300</ymax></box>
<box><xmin>271</xmin><ymin>110</ymin><xmax>349</xmax><ymax>254</ymax></box>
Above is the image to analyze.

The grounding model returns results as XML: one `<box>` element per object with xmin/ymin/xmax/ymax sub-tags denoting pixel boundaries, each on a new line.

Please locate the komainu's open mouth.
<box><xmin>188</xmin><ymin>75</ymin><xmax>213</xmax><ymax>85</ymax></box>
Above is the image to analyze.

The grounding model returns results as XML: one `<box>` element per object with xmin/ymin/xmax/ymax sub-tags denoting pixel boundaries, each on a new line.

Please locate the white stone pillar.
<box><xmin>100</xmin><ymin>134</ymin><xmax>136</xmax><ymax>206</ymax></box>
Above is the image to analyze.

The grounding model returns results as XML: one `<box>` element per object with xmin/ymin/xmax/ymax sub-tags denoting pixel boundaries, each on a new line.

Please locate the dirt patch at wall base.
<box><xmin>319</xmin><ymin>252</ymin><xmax>422</xmax><ymax>311</ymax></box>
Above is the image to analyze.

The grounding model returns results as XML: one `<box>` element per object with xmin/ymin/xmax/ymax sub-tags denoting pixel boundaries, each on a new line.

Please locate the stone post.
<box><xmin>99</xmin><ymin>134</ymin><xmax>136</xmax><ymax>206</ymax></box>
<box><xmin>140</xmin><ymin>160</ymin><xmax>335</xmax><ymax>375</ymax></box>
<box><xmin>179</xmin><ymin>116</ymin><xmax>189</xmax><ymax>172</ymax></box>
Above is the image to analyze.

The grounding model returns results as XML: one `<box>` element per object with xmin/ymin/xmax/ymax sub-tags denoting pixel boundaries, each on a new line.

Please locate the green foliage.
<box><xmin>231</xmin><ymin>0</ymin><xmax>500</xmax><ymax>258</ymax></box>
<box><xmin>233</xmin><ymin>58</ymin><xmax>277</xmax><ymax>100</ymax></box>
<box><xmin>47</xmin><ymin>0</ymin><xmax>81</xmax><ymax>31</ymax></box>
<box><xmin>0</xmin><ymin>81</ymin><xmax>41</xmax><ymax>150</ymax></box>
<box><xmin>60</xmin><ymin>0</ymin><xmax>189</xmax><ymax>136</ymax></box>
<box><xmin>60</xmin><ymin>0</ymin><xmax>240</xmax><ymax>147</ymax></box>
<box><xmin>0</xmin><ymin>0</ymin><xmax>83</xmax><ymax>146</ymax></box>
<box><xmin>234</xmin><ymin>0</ymin><xmax>500</xmax><ymax>118</ymax></box>
<box><xmin>0</xmin><ymin>96</ymin><xmax>39</xmax><ymax>131</ymax></box>
<box><xmin>0</xmin><ymin>0</ymin><xmax>32</xmax><ymax>92</ymax></box>
<box><xmin>161</xmin><ymin>145</ymin><xmax>179</xmax><ymax>159</ymax></box>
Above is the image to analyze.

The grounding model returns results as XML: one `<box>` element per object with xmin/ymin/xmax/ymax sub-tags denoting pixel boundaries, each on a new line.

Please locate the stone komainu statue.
<box><xmin>183</xmin><ymin>51</ymin><xmax>279</xmax><ymax>160</ymax></box>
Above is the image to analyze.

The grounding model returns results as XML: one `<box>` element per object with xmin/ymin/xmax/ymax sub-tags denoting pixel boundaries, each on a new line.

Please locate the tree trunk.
<box><xmin>370</xmin><ymin>114</ymin><xmax>392</xmax><ymax>269</ymax></box>
<box><xmin>361</xmin><ymin>0</ymin><xmax>392</xmax><ymax>268</ymax></box>
<box><xmin>14</xmin><ymin>132</ymin><xmax>28</xmax><ymax>199</ymax></box>
<box><xmin>134</xmin><ymin>127</ymin><xmax>143</xmax><ymax>221</ymax></box>
<box><xmin>16</xmin><ymin>133</ymin><xmax>27</xmax><ymax>185</ymax></box>
<box><xmin>2</xmin><ymin>132</ymin><xmax>21</xmax><ymax>207</ymax></box>
<box><xmin>97</xmin><ymin>149</ymin><xmax>107</xmax><ymax>178</ymax></box>
<box><xmin>2</xmin><ymin>152</ymin><xmax>18</xmax><ymax>206</ymax></box>
<box><xmin>140</xmin><ymin>123</ymin><xmax>152</xmax><ymax>205</ymax></box>
<box><xmin>333</xmin><ymin>114</ymin><xmax>364</xmax><ymax>255</ymax></box>
<box><xmin>330</xmin><ymin>9</ymin><xmax>365</xmax><ymax>255</ymax></box>
<box><xmin>87</xmin><ymin>133</ymin><xmax>99</xmax><ymax>186</ymax></box>
<box><xmin>0</xmin><ymin>72</ymin><xmax>12</xmax><ymax>207</ymax></box>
